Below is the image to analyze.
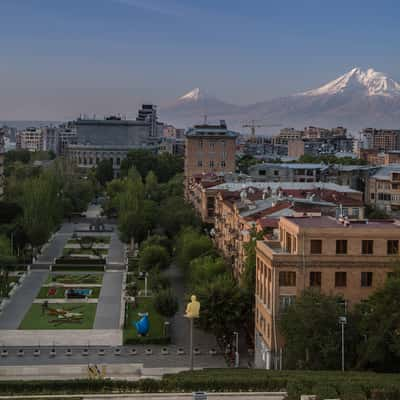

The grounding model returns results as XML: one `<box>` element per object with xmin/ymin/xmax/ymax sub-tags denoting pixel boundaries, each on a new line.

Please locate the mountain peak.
<box><xmin>178</xmin><ymin>88</ymin><xmax>202</xmax><ymax>101</ymax></box>
<box><xmin>299</xmin><ymin>67</ymin><xmax>400</xmax><ymax>97</ymax></box>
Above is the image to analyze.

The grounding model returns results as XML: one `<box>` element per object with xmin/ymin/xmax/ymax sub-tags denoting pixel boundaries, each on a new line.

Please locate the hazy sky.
<box><xmin>1</xmin><ymin>0</ymin><xmax>399</xmax><ymax>120</ymax></box>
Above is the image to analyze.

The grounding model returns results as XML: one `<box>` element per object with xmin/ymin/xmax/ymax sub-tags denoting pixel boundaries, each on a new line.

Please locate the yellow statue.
<box><xmin>185</xmin><ymin>295</ymin><xmax>200</xmax><ymax>318</ymax></box>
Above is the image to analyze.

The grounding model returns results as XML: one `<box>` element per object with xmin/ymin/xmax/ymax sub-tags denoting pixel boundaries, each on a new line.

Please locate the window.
<box><xmin>335</xmin><ymin>272</ymin><xmax>347</xmax><ymax>287</ymax></box>
<box><xmin>310</xmin><ymin>240</ymin><xmax>322</xmax><ymax>254</ymax></box>
<box><xmin>336</xmin><ymin>240</ymin><xmax>347</xmax><ymax>254</ymax></box>
<box><xmin>274</xmin><ymin>170</ymin><xmax>279</xmax><ymax>176</ymax></box>
<box><xmin>279</xmin><ymin>295</ymin><xmax>296</xmax><ymax>312</ymax></box>
<box><xmin>197</xmin><ymin>160</ymin><xmax>203</xmax><ymax>167</ymax></box>
<box><xmin>209</xmin><ymin>160</ymin><xmax>214</xmax><ymax>167</ymax></box>
<box><xmin>259</xmin><ymin>170</ymin><xmax>266</xmax><ymax>176</ymax></box>
<box><xmin>209</xmin><ymin>142</ymin><xmax>215</xmax><ymax>149</ymax></box>
<box><xmin>387</xmin><ymin>240</ymin><xmax>399</xmax><ymax>255</ymax></box>
<box><xmin>310</xmin><ymin>271</ymin><xmax>322</xmax><ymax>287</ymax></box>
<box><xmin>361</xmin><ymin>272</ymin><xmax>373</xmax><ymax>287</ymax></box>
<box><xmin>279</xmin><ymin>271</ymin><xmax>296</xmax><ymax>286</ymax></box>
<box><xmin>221</xmin><ymin>160</ymin><xmax>226</xmax><ymax>167</ymax></box>
<box><xmin>352</xmin><ymin>208</ymin><xmax>360</xmax><ymax>218</ymax></box>
<box><xmin>362</xmin><ymin>240</ymin><xmax>374</xmax><ymax>255</ymax></box>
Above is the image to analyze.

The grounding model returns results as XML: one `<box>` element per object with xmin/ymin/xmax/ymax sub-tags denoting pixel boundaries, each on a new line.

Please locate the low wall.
<box><xmin>0</xmin><ymin>329</ymin><xmax>122</xmax><ymax>346</ymax></box>
<box><xmin>0</xmin><ymin>363</ymin><xmax>141</xmax><ymax>380</ymax></box>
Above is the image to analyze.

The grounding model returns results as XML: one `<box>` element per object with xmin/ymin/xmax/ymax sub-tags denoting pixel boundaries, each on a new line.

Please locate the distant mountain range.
<box><xmin>160</xmin><ymin>68</ymin><xmax>400</xmax><ymax>133</ymax></box>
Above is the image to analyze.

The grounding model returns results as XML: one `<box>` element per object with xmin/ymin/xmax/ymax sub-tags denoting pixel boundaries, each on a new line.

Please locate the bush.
<box><xmin>153</xmin><ymin>289</ymin><xmax>179</xmax><ymax>318</ymax></box>
<box><xmin>151</xmin><ymin>272</ymin><xmax>171</xmax><ymax>292</ymax></box>
<box><xmin>138</xmin><ymin>245</ymin><xmax>170</xmax><ymax>271</ymax></box>
<box><xmin>124</xmin><ymin>336</ymin><xmax>171</xmax><ymax>345</ymax></box>
<box><xmin>313</xmin><ymin>383</ymin><xmax>338</xmax><ymax>399</ymax></box>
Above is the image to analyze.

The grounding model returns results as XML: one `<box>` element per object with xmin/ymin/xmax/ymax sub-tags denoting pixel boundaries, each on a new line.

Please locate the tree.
<box><xmin>188</xmin><ymin>255</ymin><xmax>226</xmax><ymax>287</ymax></box>
<box><xmin>120</xmin><ymin>149</ymin><xmax>157</xmax><ymax>179</ymax></box>
<box><xmin>195</xmin><ymin>274</ymin><xmax>247</xmax><ymax>339</ymax></box>
<box><xmin>145</xmin><ymin>171</ymin><xmax>159</xmax><ymax>201</ymax></box>
<box><xmin>159</xmin><ymin>196</ymin><xmax>201</xmax><ymax>237</ymax></box>
<box><xmin>153</xmin><ymin>289</ymin><xmax>179</xmax><ymax>318</ymax></box>
<box><xmin>353</xmin><ymin>271</ymin><xmax>400</xmax><ymax>372</ymax></box>
<box><xmin>279</xmin><ymin>289</ymin><xmax>350</xmax><ymax>370</ymax></box>
<box><xmin>140</xmin><ymin>234</ymin><xmax>171</xmax><ymax>253</ymax></box>
<box><xmin>138</xmin><ymin>244</ymin><xmax>170</xmax><ymax>271</ymax></box>
<box><xmin>175</xmin><ymin>228</ymin><xmax>214</xmax><ymax>270</ymax></box>
<box><xmin>95</xmin><ymin>159</ymin><xmax>114</xmax><ymax>186</ymax></box>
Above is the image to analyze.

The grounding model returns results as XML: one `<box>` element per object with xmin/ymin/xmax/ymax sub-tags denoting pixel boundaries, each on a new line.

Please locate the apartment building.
<box><xmin>214</xmin><ymin>184</ymin><xmax>364</xmax><ymax>280</ymax></box>
<box><xmin>255</xmin><ymin>216</ymin><xmax>400</xmax><ymax>369</ymax></box>
<box><xmin>184</xmin><ymin>121</ymin><xmax>237</xmax><ymax>196</ymax></box>
<box><xmin>248</xmin><ymin>163</ymin><xmax>329</xmax><ymax>183</ymax></box>
<box><xmin>16</xmin><ymin>128</ymin><xmax>44</xmax><ymax>152</ymax></box>
<box><xmin>366</xmin><ymin>165</ymin><xmax>400</xmax><ymax>212</ymax></box>
<box><xmin>362</xmin><ymin>128</ymin><xmax>400</xmax><ymax>152</ymax></box>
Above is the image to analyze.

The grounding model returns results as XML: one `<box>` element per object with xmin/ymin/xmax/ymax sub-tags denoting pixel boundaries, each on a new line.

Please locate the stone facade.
<box><xmin>255</xmin><ymin>216</ymin><xmax>400</xmax><ymax>369</ymax></box>
<box><xmin>184</xmin><ymin>122</ymin><xmax>237</xmax><ymax>197</ymax></box>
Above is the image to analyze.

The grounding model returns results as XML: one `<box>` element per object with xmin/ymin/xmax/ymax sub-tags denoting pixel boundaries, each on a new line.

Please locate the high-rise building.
<box><xmin>362</xmin><ymin>128</ymin><xmax>400</xmax><ymax>152</ymax></box>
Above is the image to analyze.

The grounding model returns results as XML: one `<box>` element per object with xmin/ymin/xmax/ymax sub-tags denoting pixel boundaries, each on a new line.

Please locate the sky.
<box><xmin>0</xmin><ymin>0</ymin><xmax>399</xmax><ymax>120</ymax></box>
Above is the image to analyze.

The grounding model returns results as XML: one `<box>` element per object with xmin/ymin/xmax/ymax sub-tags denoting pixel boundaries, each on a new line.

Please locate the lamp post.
<box><xmin>233</xmin><ymin>331</ymin><xmax>239</xmax><ymax>368</ymax></box>
<box><xmin>339</xmin><ymin>316</ymin><xmax>347</xmax><ymax>372</ymax></box>
<box><xmin>144</xmin><ymin>272</ymin><xmax>148</xmax><ymax>297</ymax></box>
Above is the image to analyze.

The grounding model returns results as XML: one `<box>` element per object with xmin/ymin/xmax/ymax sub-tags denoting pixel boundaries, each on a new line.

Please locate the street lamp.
<box><xmin>233</xmin><ymin>331</ymin><xmax>239</xmax><ymax>368</ymax></box>
<box><xmin>339</xmin><ymin>316</ymin><xmax>347</xmax><ymax>372</ymax></box>
<box><xmin>144</xmin><ymin>272</ymin><xmax>149</xmax><ymax>297</ymax></box>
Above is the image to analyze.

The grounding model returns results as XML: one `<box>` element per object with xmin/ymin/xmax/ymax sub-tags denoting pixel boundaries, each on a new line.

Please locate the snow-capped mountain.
<box><xmin>160</xmin><ymin>68</ymin><xmax>400</xmax><ymax>131</ymax></box>
<box><xmin>299</xmin><ymin>67</ymin><xmax>400</xmax><ymax>98</ymax></box>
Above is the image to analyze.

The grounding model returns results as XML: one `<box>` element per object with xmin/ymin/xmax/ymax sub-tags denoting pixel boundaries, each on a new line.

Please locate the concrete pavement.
<box><xmin>94</xmin><ymin>272</ymin><xmax>124</xmax><ymax>329</ymax></box>
<box><xmin>0</xmin><ymin>271</ymin><xmax>48</xmax><ymax>329</ymax></box>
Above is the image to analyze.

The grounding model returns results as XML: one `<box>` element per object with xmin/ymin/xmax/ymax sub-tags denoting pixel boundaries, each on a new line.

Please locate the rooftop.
<box><xmin>250</xmin><ymin>163</ymin><xmax>329</xmax><ymax>171</ymax></box>
<box><xmin>372</xmin><ymin>165</ymin><xmax>400</xmax><ymax>180</ymax></box>
<box><xmin>283</xmin><ymin>216</ymin><xmax>399</xmax><ymax>229</ymax></box>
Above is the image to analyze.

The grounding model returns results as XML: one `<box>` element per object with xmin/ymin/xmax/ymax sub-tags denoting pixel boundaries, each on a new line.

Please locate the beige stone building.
<box><xmin>184</xmin><ymin>122</ymin><xmax>237</xmax><ymax>197</ymax></box>
<box><xmin>254</xmin><ymin>216</ymin><xmax>400</xmax><ymax>369</ymax></box>
<box><xmin>366</xmin><ymin>165</ymin><xmax>400</xmax><ymax>213</ymax></box>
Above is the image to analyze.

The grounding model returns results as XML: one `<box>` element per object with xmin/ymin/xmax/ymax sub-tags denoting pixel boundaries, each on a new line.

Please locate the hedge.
<box><xmin>0</xmin><ymin>370</ymin><xmax>400</xmax><ymax>398</ymax></box>
<box><xmin>54</xmin><ymin>257</ymin><xmax>105</xmax><ymax>265</ymax></box>
<box><xmin>124</xmin><ymin>336</ymin><xmax>171</xmax><ymax>345</ymax></box>
<box><xmin>51</xmin><ymin>265</ymin><xmax>105</xmax><ymax>272</ymax></box>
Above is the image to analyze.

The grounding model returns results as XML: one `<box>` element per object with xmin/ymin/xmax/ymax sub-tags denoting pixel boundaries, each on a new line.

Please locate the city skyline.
<box><xmin>1</xmin><ymin>0</ymin><xmax>400</xmax><ymax>120</ymax></box>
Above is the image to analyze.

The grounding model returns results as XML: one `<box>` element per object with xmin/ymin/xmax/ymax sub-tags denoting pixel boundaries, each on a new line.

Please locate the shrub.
<box><xmin>153</xmin><ymin>289</ymin><xmax>179</xmax><ymax>318</ymax></box>
<box><xmin>313</xmin><ymin>383</ymin><xmax>338</xmax><ymax>400</ymax></box>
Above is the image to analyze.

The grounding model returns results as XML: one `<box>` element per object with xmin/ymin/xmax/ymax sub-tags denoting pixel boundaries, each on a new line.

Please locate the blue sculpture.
<box><xmin>134</xmin><ymin>313</ymin><xmax>149</xmax><ymax>336</ymax></box>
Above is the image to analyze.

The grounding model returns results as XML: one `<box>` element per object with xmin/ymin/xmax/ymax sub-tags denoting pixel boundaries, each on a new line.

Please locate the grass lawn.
<box><xmin>124</xmin><ymin>297</ymin><xmax>166</xmax><ymax>343</ymax></box>
<box><xmin>46</xmin><ymin>274</ymin><xmax>103</xmax><ymax>285</ymax></box>
<box><xmin>19</xmin><ymin>303</ymin><xmax>97</xmax><ymax>330</ymax></box>
<box><xmin>36</xmin><ymin>286</ymin><xmax>101</xmax><ymax>299</ymax></box>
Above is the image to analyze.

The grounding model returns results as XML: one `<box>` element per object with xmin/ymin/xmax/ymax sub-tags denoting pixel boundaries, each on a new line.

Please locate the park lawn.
<box><xmin>36</xmin><ymin>286</ymin><xmax>101</xmax><ymax>299</ymax></box>
<box><xmin>46</xmin><ymin>273</ymin><xmax>103</xmax><ymax>285</ymax></box>
<box><xmin>19</xmin><ymin>303</ymin><xmax>97</xmax><ymax>330</ymax></box>
<box><xmin>124</xmin><ymin>297</ymin><xmax>166</xmax><ymax>343</ymax></box>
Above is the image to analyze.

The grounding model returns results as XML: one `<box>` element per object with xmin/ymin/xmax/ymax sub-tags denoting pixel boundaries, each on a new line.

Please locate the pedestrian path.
<box><xmin>0</xmin><ymin>271</ymin><xmax>48</xmax><ymax>329</ymax></box>
<box><xmin>93</xmin><ymin>272</ymin><xmax>124</xmax><ymax>329</ymax></box>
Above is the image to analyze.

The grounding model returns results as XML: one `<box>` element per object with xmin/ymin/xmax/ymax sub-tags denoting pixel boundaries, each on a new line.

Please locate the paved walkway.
<box><xmin>94</xmin><ymin>272</ymin><xmax>124</xmax><ymax>329</ymax></box>
<box><xmin>108</xmin><ymin>232</ymin><xmax>125</xmax><ymax>266</ymax></box>
<box><xmin>0</xmin><ymin>271</ymin><xmax>48</xmax><ymax>329</ymax></box>
<box><xmin>165</xmin><ymin>264</ymin><xmax>221</xmax><ymax>355</ymax></box>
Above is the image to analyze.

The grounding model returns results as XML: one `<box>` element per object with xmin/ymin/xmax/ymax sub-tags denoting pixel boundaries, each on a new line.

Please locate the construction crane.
<box><xmin>242</xmin><ymin>120</ymin><xmax>282</xmax><ymax>139</ymax></box>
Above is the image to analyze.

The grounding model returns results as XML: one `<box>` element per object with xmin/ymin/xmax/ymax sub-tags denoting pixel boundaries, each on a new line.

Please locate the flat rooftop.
<box><xmin>284</xmin><ymin>216</ymin><xmax>400</xmax><ymax>229</ymax></box>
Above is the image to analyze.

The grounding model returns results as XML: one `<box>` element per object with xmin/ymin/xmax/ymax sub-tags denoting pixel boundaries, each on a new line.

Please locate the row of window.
<box><xmin>78</xmin><ymin>156</ymin><xmax>120</xmax><ymax>166</ymax></box>
<box><xmin>198</xmin><ymin>140</ymin><xmax>226</xmax><ymax>149</ymax></box>
<box><xmin>310</xmin><ymin>239</ymin><xmax>399</xmax><ymax>255</ymax></box>
<box><xmin>197</xmin><ymin>160</ymin><xmax>226</xmax><ymax>168</ymax></box>
<box><xmin>279</xmin><ymin>270</ymin><xmax>374</xmax><ymax>288</ymax></box>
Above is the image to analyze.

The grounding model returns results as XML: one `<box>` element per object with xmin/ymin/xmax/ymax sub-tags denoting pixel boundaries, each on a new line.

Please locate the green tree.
<box><xmin>176</xmin><ymin>228</ymin><xmax>214</xmax><ymax>270</ymax></box>
<box><xmin>195</xmin><ymin>274</ymin><xmax>247</xmax><ymax>339</ymax></box>
<box><xmin>138</xmin><ymin>244</ymin><xmax>170</xmax><ymax>271</ymax></box>
<box><xmin>144</xmin><ymin>171</ymin><xmax>159</xmax><ymax>201</ymax></box>
<box><xmin>189</xmin><ymin>255</ymin><xmax>226</xmax><ymax>287</ymax></box>
<box><xmin>120</xmin><ymin>149</ymin><xmax>157</xmax><ymax>179</ymax></box>
<box><xmin>95</xmin><ymin>159</ymin><xmax>114</xmax><ymax>186</ymax></box>
<box><xmin>354</xmin><ymin>271</ymin><xmax>400</xmax><ymax>372</ymax></box>
<box><xmin>159</xmin><ymin>196</ymin><xmax>200</xmax><ymax>237</ymax></box>
<box><xmin>279</xmin><ymin>289</ymin><xmax>348</xmax><ymax>370</ymax></box>
<box><xmin>153</xmin><ymin>289</ymin><xmax>179</xmax><ymax>318</ymax></box>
